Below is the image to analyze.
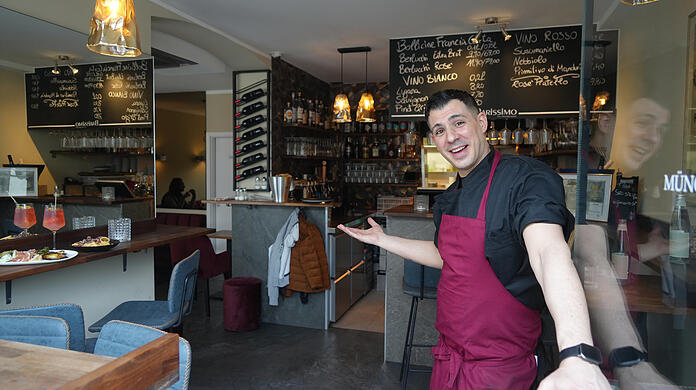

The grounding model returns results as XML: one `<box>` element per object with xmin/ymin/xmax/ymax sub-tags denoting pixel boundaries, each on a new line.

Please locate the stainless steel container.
<box><xmin>271</xmin><ymin>175</ymin><xmax>292</xmax><ymax>203</ymax></box>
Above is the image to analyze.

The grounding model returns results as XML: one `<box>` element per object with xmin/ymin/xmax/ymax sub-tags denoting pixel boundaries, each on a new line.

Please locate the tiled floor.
<box><xmin>332</xmin><ymin>289</ymin><xmax>385</xmax><ymax>333</ymax></box>
<box><xmin>172</xmin><ymin>274</ymin><xmax>431</xmax><ymax>389</ymax></box>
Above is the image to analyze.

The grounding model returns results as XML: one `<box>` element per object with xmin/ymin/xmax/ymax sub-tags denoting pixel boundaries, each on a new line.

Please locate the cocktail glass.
<box><xmin>43</xmin><ymin>204</ymin><xmax>65</xmax><ymax>249</ymax></box>
<box><xmin>13</xmin><ymin>203</ymin><xmax>36</xmax><ymax>237</ymax></box>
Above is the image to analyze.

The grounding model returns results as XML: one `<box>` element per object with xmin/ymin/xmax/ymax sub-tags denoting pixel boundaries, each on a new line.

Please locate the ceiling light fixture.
<box><xmin>356</xmin><ymin>47</ymin><xmax>375</xmax><ymax>123</ymax></box>
<box><xmin>471</xmin><ymin>29</ymin><xmax>483</xmax><ymax>44</ymax></box>
<box><xmin>333</xmin><ymin>50</ymin><xmax>351</xmax><ymax>123</ymax></box>
<box><xmin>87</xmin><ymin>0</ymin><xmax>141</xmax><ymax>57</ymax></box>
<box><xmin>620</xmin><ymin>0</ymin><xmax>659</xmax><ymax>5</ymax></box>
<box><xmin>51</xmin><ymin>59</ymin><xmax>60</xmax><ymax>75</ymax></box>
<box><xmin>474</xmin><ymin>17</ymin><xmax>512</xmax><ymax>43</ymax></box>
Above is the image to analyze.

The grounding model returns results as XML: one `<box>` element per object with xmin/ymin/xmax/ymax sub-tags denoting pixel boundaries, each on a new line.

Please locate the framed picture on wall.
<box><xmin>558</xmin><ymin>171</ymin><xmax>613</xmax><ymax>222</ymax></box>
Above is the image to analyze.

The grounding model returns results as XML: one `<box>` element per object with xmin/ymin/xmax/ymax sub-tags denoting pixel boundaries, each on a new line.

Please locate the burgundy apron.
<box><xmin>431</xmin><ymin>150</ymin><xmax>541</xmax><ymax>390</ymax></box>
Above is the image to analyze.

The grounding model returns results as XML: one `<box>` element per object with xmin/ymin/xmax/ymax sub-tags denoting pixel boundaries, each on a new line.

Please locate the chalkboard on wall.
<box><xmin>389</xmin><ymin>26</ymin><xmax>617</xmax><ymax>119</ymax></box>
<box><xmin>25</xmin><ymin>58</ymin><xmax>153</xmax><ymax>128</ymax></box>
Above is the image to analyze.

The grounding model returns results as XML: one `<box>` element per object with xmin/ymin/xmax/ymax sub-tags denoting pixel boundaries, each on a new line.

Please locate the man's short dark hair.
<box><xmin>424</xmin><ymin>89</ymin><xmax>481</xmax><ymax>131</ymax></box>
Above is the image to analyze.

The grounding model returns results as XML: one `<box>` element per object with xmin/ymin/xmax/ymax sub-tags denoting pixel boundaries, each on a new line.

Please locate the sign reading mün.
<box><xmin>389</xmin><ymin>26</ymin><xmax>617</xmax><ymax>118</ymax></box>
<box><xmin>25</xmin><ymin>58</ymin><xmax>153</xmax><ymax>128</ymax></box>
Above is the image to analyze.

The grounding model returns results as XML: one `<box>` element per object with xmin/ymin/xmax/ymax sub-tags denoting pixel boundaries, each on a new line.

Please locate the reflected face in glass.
<box><xmin>619</xmin><ymin>98</ymin><xmax>670</xmax><ymax>171</ymax></box>
<box><xmin>427</xmin><ymin>99</ymin><xmax>489</xmax><ymax>178</ymax></box>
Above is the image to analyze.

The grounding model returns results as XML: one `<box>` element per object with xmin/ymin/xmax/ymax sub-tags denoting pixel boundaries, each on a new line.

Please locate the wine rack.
<box><xmin>232</xmin><ymin>70</ymin><xmax>271</xmax><ymax>191</ymax></box>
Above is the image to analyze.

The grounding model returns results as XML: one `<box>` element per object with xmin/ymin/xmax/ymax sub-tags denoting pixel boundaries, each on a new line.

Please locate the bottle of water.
<box><xmin>670</xmin><ymin>194</ymin><xmax>690</xmax><ymax>265</ymax></box>
<box><xmin>612</xmin><ymin>219</ymin><xmax>629</xmax><ymax>281</ymax></box>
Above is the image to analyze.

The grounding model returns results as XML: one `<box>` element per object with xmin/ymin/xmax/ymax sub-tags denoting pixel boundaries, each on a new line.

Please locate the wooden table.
<box><xmin>0</xmin><ymin>333</ymin><xmax>178</xmax><ymax>389</ymax></box>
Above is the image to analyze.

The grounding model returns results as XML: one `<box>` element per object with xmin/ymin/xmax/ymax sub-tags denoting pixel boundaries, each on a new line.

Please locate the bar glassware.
<box><xmin>43</xmin><ymin>204</ymin><xmax>65</xmax><ymax>249</ymax></box>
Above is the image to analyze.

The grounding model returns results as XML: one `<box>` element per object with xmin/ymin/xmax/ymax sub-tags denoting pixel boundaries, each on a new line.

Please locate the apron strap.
<box><xmin>476</xmin><ymin>149</ymin><xmax>502</xmax><ymax>220</ymax></box>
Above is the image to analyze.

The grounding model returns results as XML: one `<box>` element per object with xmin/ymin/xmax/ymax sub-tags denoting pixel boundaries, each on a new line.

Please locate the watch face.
<box><xmin>579</xmin><ymin>344</ymin><xmax>603</xmax><ymax>365</ymax></box>
<box><xmin>612</xmin><ymin>347</ymin><xmax>646</xmax><ymax>367</ymax></box>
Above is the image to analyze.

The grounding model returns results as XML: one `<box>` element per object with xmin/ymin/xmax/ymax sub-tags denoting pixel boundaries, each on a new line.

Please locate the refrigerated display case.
<box><xmin>420</xmin><ymin>142</ymin><xmax>456</xmax><ymax>190</ymax></box>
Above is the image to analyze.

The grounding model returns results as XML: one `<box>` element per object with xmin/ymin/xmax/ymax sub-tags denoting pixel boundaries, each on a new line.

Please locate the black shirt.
<box><xmin>433</xmin><ymin>150</ymin><xmax>574</xmax><ymax>310</ymax></box>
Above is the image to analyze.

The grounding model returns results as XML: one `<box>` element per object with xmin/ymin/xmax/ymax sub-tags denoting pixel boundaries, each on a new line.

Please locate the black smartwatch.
<box><xmin>559</xmin><ymin>343</ymin><xmax>602</xmax><ymax>365</ymax></box>
<box><xmin>609</xmin><ymin>346</ymin><xmax>648</xmax><ymax>370</ymax></box>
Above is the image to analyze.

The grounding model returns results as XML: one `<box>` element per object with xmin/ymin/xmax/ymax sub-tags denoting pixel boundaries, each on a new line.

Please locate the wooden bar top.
<box><xmin>203</xmin><ymin>199</ymin><xmax>340</xmax><ymax>208</ymax></box>
<box><xmin>0</xmin><ymin>224</ymin><xmax>214</xmax><ymax>282</ymax></box>
<box><xmin>208</xmin><ymin>230</ymin><xmax>234</xmax><ymax>240</ymax></box>
<box><xmin>588</xmin><ymin>275</ymin><xmax>696</xmax><ymax>316</ymax></box>
<box><xmin>383</xmin><ymin>204</ymin><xmax>433</xmax><ymax>218</ymax></box>
<box><xmin>0</xmin><ymin>333</ymin><xmax>178</xmax><ymax>390</ymax></box>
<box><xmin>15</xmin><ymin>196</ymin><xmax>154</xmax><ymax>205</ymax></box>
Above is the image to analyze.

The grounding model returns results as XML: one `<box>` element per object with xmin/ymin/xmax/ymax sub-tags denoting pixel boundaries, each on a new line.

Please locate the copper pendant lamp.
<box><xmin>87</xmin><ymin>0</ymin><xmax>142</xmax><ymax>57</ymax></box>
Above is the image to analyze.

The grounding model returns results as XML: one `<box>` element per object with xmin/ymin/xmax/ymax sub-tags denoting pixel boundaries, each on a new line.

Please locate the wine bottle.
<box><xmin>236</xmin><ymin>101</ymin><xmax>265</xmax><ymax>117</ymax></box>
<box><xmin>235</xmin><ymin>140</ymin><xmax>265</xmax><ymax>156</ymax></box>
<box><xmin>670</xmin><ymin>193</ymin><xmax>691</xmax><ymax>265</ymax></box>
<box><xmin>236</xmin><ymin>115</ymin><xmax>264</xmax><ymax>130</ymax></box>
<box><xmin>235</xmin><ymin>88</ymin><xmax>264</xmax><ymax>104</ymax></box>
<box><xmin>291</xmin><ymin>92</ymin><xmax>298</xmax><ymax>124</ymax></box>
<box><xmin>308</xmin><ymin>98</ymin><xmax>315</xmax><ymax>125</ymax></box>
<box><xmin>344</xmin><ymin>137</ymin><xmax>353</xmax><ymax>159</ymax></box>
<box><xmin>236</xmin><ymin>127</ymin><xmax>266</xmax><ymax>143</ymax></box>
<box><xmin>235</xmin><ymin>165</ymin><xmax>266</xmax><ymax>181</ymax></box>
<box><xmin>297</xmin><ymin>92</ymin><xmax>305</xmax><ymax>125</ymax></box>
<box><xmin>235</xmin><ymin>152</ymin><xmax>266</xmax><ymax>168</ymax></box>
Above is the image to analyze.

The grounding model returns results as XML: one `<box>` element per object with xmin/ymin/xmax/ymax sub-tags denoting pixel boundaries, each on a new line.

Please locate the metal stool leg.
<box><xmin>402</xmin><ymin>297</ymin><xmax>420</xmax><ymax>390</ymax></box>
<box><xmin>400</xmin><ymin>295</ymin><xmax>418</xmax><ymax>381</ymax></box>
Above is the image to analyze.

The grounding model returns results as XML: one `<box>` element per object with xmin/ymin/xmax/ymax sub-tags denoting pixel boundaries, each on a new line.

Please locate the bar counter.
<box><xmin>0</xmin><ymin>221</ymin><xmax>214</xmax><ymax>336</ymax></box>
<box><xmin>203</xmin><ymin>199</ymin><xmax>340</xmax><ymax>208</ymax></box>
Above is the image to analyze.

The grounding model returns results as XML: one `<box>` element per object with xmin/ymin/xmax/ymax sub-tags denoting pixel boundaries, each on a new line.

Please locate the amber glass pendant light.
<box><xmin>333</xmin><ymin>51</ymin><xmax>351</xmax><ymax>123</ymax></box>
<box><xmin>356</xmin><ymin>50</ymin><xmax>375</xmax><ymax>123</ymax></box>
<box><xmin>87</xmin><ymin>0</ymin><xmax>141</xmax><ymax>57</ymax></box>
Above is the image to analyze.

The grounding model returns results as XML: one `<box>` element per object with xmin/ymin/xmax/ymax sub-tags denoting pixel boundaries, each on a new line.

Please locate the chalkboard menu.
<box><xmin>389</xmin><ymin>26</ymin><xmax>617</xmax><ymax>118</ymax></box>
<box><xmin>612</xmin><ymin>174</ymin><xmax>639</xmax><ymax>222</ymax></box>
<box><xmin>25</xmin><ymin>58</ymin><xmax>153</xmax><ymax>128</ymax></box>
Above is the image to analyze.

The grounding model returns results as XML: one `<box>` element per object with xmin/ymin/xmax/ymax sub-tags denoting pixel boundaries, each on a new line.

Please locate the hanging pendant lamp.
<box><xmin>356</xmin><ymin>50</ymin><xmax>375</xmax><ymax>123</ymax></box>
<box><xmin>87</xmin><ymin>0</ymin><xmax>141</xmax><ymax>57</ymax></box>
<box><xmin>333</xmin><ymin>51</ymin><xmax>351</xmax><ymax>123</ymax></box>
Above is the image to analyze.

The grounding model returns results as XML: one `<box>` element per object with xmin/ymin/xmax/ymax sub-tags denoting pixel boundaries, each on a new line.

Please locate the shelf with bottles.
<box><xmin>50</xmin><ymin>150</ymin><xmax>153</xmax><ymax>157</ymax></box>
<box><xmin>486</xmin><ymin>117</ymin><xmax>580</xmax><ymax>158</ymax></box>
<box><xmin>283</xmin><ymin>155</ymin><xmax>339</xmax><ymax>160</ymax></box>
<box><xmin>281</xmin><ymin>123</ymin><xmax>335</xmax><ymax>134</ymax></box>
<box><xmin>346</xmin><ymin>157</ymin><xmax>419</xmax><ymax>162</ymax></box>
<box><xmin>284</xmin><ymin>136</ymin><xmax>339</xmax><ymax>159</ymax></box>
<box><xmin>282</xmin><ymin>90</ymin><xmax>331</xmax><ymax>130</ymax></box>
<box><xmin>348</xmin><ymin>183</ymin><xmax>419</xmax><ymax>187</ymax></box>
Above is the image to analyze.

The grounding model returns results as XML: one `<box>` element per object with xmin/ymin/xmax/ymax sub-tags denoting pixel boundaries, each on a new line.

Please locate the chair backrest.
<box><xmin>0</xmin><ymin>314</ymin><xmax>70</xmax><ymax>349</ymax></box>
<box><xmin>0</xmin><ymin>303</ymin><xmax>86</xmax><ymax>352</ymax></box>
<box><xmin>403</xmin><ymin>259</ymin><xmax>441</xmax><ymax>296</ymax></box>
<box><xmin>94</xmin><ymin>320</ymin><xmax>191</xmax><ymax>390</ymax></box>
<box><xmin>168</xmin><ymin>249</ymin><xmax>200</xmax><ymax>325</ymax></box>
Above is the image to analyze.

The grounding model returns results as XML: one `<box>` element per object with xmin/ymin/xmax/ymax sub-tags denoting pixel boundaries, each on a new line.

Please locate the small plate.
<box><xmin>0</xmin><ymin>250</ymin><xmax>78</xmax><ymax>266</ymax></box>
<box><xmin>71</xmin><ymin>239</ymin><xmax>120</xmax><ymax>252</ymax></box>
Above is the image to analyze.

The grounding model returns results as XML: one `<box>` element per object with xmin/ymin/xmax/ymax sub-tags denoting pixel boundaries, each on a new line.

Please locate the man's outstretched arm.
<box><xmin>337</xmin><ymin>217</ymin><xmax>443</xmax><ymax>269</ymax></box>
<box><xmin>523</xmin><ymin>222</ymin><xmax>611</xmax><ymax>390</ymax></box>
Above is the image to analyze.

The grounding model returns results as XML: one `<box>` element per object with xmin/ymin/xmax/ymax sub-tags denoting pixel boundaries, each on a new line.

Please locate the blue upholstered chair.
<box><xmin>89</xmin><ymin>250</ymin><xmax>200</xmax><ymax>333</ymax></box>
<box><xmin>400</xmin><ymin>259</ymin><xmax>441</xmax><ymax>390</ymax></box>
<box><xmin>0</xmin><ymin>303</ymin><xmax>96</xmax><ymax>352</ymax></box>
<box><xmin>0</xmin><ymin>314</ymin><xmax>70</xmax><ymax>349</ymax></box>
<box><xmin>94</xmin><ymin>320</ymin><xmax>191</xmax><ymax>390</ymax></box>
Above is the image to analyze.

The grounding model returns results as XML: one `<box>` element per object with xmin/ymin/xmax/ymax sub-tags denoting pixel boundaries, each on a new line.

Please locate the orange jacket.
<box><xmin>285</xmin><ymin>214</ymin><xmax>330</xmax><ymax>294</ymax></box>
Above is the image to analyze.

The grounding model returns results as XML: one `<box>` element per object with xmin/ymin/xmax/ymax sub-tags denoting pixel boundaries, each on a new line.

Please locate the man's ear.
<box><xmin>477</xmin><ymin>111</ymin><xmax>488</xmax><ymax>134</ymax></box>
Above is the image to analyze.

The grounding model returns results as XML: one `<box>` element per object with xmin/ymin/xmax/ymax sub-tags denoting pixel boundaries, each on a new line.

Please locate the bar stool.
<box><xmin>400</xmin><ymin>259</ymin><xmax>440</xmax><ymax>390</ymax></box>
<box><xmin>223</xmin><ymin>277</ymin><xmax>262</xmax><ymax>332</ymax></box>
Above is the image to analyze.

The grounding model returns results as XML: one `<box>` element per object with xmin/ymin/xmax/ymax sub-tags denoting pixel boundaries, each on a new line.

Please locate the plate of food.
<box><xmin>0</xmin><ymin>248</ymin><xmax>78</xmax><ymax>265</ymax></box>
<box><xmin>71</xmin><ymin>236</ymin><xmax>119</xmax><ymax>252</ymax></box>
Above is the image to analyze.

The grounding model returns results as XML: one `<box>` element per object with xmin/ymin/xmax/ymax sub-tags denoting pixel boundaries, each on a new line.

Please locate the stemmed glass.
<box><xmin>13</xmin><ymin>203</ymin><xmax>36</xmax><ymax>237</ymax></box>
<box><xmin>42</xmin><ymin>204</ymin><xmax>65</xmax><ymax>250</ymax></box>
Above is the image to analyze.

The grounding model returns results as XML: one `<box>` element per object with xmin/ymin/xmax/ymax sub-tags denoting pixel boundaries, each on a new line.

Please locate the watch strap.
<box><xmin>559</xmin><ymin>343</ymin><xmax>602</xmax><ymax>365</ymax></box>
<box><xmin>609</xmin><ymin>346</ymin><xmax>648</xmax><ymax>370</ymax></box>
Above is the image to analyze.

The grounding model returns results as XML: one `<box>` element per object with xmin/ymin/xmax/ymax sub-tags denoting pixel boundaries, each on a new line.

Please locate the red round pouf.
<box><xmin>223</xmin><ymin>277</ymin><xmax>262</xmax><ymax>331</ymax></box>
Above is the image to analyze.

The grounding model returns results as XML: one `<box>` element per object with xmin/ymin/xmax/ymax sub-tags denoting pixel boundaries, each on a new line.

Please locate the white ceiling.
<box><xmin>154</xmin><ymin>0</ymin><xmax>619</xmax><ymax>84</ymax></box>
<box><xmin>0</xmin><ymin>1</ymin><xmax>620</xmax><ymax>92</ymax></box>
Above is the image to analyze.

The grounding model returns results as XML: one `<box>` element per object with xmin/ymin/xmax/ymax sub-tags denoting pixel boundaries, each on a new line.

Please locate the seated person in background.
<box><xmin>160</xmin><ymin>178</ymin><xmax>195</xmax><ymax>209</ymax></box>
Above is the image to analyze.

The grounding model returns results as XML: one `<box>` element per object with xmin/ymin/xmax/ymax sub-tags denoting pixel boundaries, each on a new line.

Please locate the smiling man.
<box><xmin>338</xmin><ymin>89</ymin><xmax>610</xmax><ymax>389</ymax></box>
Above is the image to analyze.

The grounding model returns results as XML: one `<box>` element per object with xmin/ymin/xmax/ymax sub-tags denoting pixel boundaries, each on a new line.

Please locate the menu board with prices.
<box><xmin>25</xmin><ymin>58</ymin><xmax>153</xmax><ymax>128</ymax></box>
<box><xmin>389</xmin><ymin>26</ymin><xmax>617</xmax><ymax>118</ymax></box>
